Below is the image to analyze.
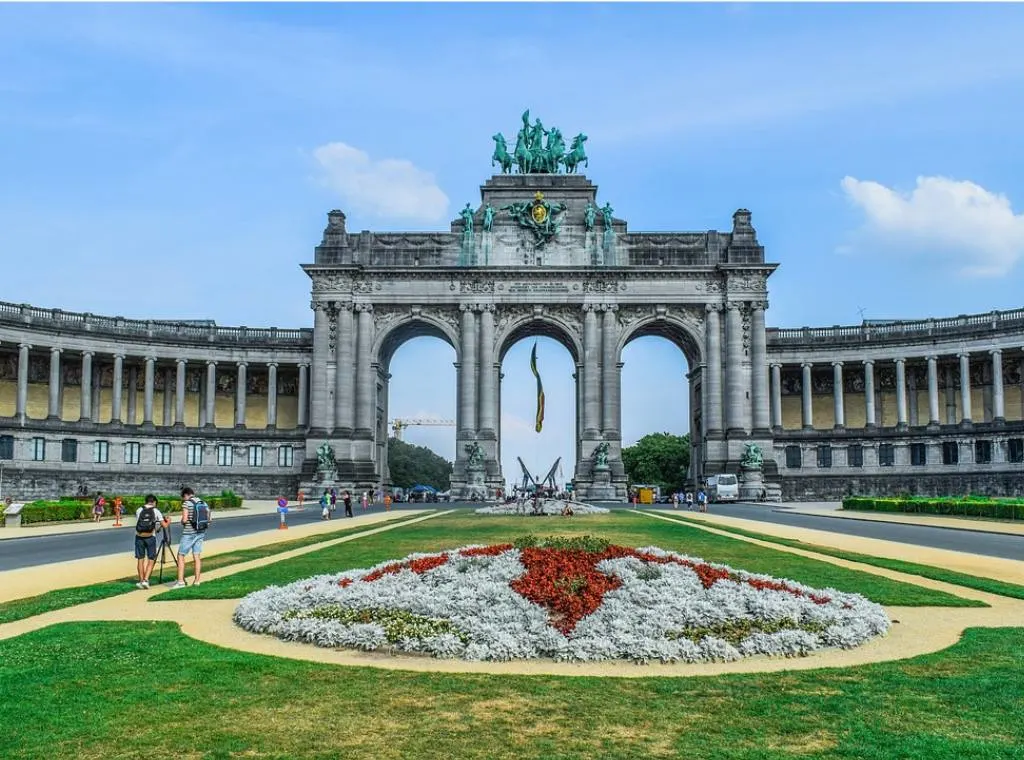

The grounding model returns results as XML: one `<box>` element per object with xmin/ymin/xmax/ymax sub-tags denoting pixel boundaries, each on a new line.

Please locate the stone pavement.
<box><xmin>772</xmin><ymin>501</ymin><xmax>1024</xmax><ymax>537</ymax></box>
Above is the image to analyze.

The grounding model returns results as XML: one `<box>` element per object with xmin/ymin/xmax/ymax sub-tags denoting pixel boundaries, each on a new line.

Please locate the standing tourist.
<box><xmin>685</xmin><ymin>491</ymin><xmax>694</xmax><ymax>511</ymax></box>
<box><xmin>343</xmin><ymin>491</ymin><xmax>353</xmax><ymax>518</ymax></box>
<box><xmin>92</xmin><ymin>492</ymin><xmax>106</xmax><ymax>522</ymax></box>
<box><xmin>297</xmin><ymin>489</ymin><xmax>305</xmax><ymax>507</ymax></box>
<box><xmin>329</xmin><ymin>488</ymin><xmax>337</xmax><ymax>516</ymax></box>
<box><xmin>671</xmin><ymin>492</ymin><xmax>679</xmax><ymax>510</ymax></box>
<box><xmin>112</xmin><ymin>495</ymin><xmax>124</xmax><ymax>526</ymax></box>
<box><xmin>170</xmin><ymin>487</ymin><xmax>211</xmax><ymax>589</ymax></box>
<box><xmin>133</xmin><ymin>494</ymin><xmax>164</xmax><ymax>590</ymax></box>
<box><xmin>384</xmin><ymin>493</ymin><xmax>392</xmax><ymax>512</ymax></box>
<box><xmin>696</xmin><ymin>488</ymin><xmax>708</xmax><ymax>513</ymax></box>
<box><xmin>361</xmin><ymin>491</ymin><xmax>368</xmax><ymax>512</ymax></box>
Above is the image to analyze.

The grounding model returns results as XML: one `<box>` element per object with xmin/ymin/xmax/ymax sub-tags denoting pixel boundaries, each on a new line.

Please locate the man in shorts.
<box><xmin>134</xmin><ymin>494</ymin><xmax>164</xmax><ymax>589</ymax></box>
<box><xmin>170</xmin><ymin>487</ymin><xmax>212</xmax><ymax>588</ymax></box>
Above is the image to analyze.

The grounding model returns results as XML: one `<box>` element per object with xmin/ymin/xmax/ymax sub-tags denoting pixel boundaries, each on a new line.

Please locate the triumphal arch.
<box><xmin>303</xmin><ymin>111</ymin><xmax>777</xmax><ymax>500</ymax></box>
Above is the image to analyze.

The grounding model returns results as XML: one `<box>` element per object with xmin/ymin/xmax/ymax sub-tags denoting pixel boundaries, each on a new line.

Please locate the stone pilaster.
<box><xmin>80</xmin><ymin>351</ymin><xmax>93</xmax><ymax>422</ymax></box>
<box><xmin>175</xmin><ymin>359</ymin><xmax>186</xmax><ymax>427</ymax></box>
<box><xmin>724</xmin><ymin>302</ymin><xmax>746</xmax><ymax>436</ymax></box>
<box><xmin>235</xmin><ymin>361</ymin><xmax>248</xmax><ymax>428</ymax></box>
<box><xmin>863</xmin><ymin>360</ymin><xmax>876</xmax><ymax>428</ymax></box>
<box><xmin>895</xmin><ymin>358</ymin><xmax>908</xmax><ymax>430</ymax></box>
<box><xmin>16</xmin><ymin>343</ymin><xmax>30</xmax><ymax>423</ymax></box>
<box><xmin>769</xmin><ymin>363</ymin><xmax>782</xmax><ymax>431</ymax></box>
<box><xmin>267</xmin><ymin>362</ymin><xmax>278</xmax><ymax>429</ymax></box>
<box><xmin>47</xmin><ymin>347</ymin><xmax>61</xmax><ymax>420</ymax></box>
<box><xmin>162</xmin><ymin>367</ymin><xmax>173</xmax><ymax>426</ymax></box>
<box><xmin>991</xmin><ymin>349</ymin><xmax>1005</xmax><ymax>423</ymax></box>
<box><xmin>335</xmin><ymin>304</ymin><xmax>354</xmax><ymax>434</ymax></box>
<box><xmin>749</xmin><ymin>302</ymin><xmax>770</xmax><ymax>434</ymax></box>
<box><xmin>126</xmin><ymin>365</ymin><xmax>138</xmax><ymax>425</ymax></box>
<box><xmin>832</xmin><ymin>361</ymin><xmax>845</xmax><ymax>429</ymax></box>
<box><xmin>959</xmin><ymin>353</ymin><xmax>972</xmax><ymax>425</ymax></box>
<box><xmin>582</xmin><ymin>304</ymin><xmax>601</xmax><ymax>438</ymax></box>
<box><xmin>926</xmin><ymin>355</ymin><xmax>940</xmax><ymax>427</ymax></box>
<box><xmin>204</xmin><ymin>361</ymin><xmax>216</xmax><ymax>428</ymax></box>
<box><xmin>704</xmin><ymin>305</ymin><xmax>723</xmax><ymax>436</ymax></box>
<box><xmin>112</xmin><ymin>354</ymin><xmax>125</xmax><ymax>424</ymax></box>
<box><xmin>478</xmin><ymin>305</ymin><xmax>496</xmax><ymax>437</ymax></box>
<box><xmin>309</xmin><ymin>301</ymin><xmax>331</xmax><ymax>434</ymax></box>
<box><xmin>142</xmin><ymin>356</ymin><xmax>155</xmax><ymax>426</ymax></box>
<box><xmin>801</xmin><ymin>362</ymin><xmax>813</xmax><ymax>430</ymax></box>
<box><xmin>355</xmin><ymin>304</ymin><xmax>374</xmax><ymax>436</ymax></box>
<box><xmin>297</xmin><ymin>363</ymin><xmax>309</xmax><ymax>428</ymax></box>
<box><xmin>601</xmin><ymin>305</ymin><xmax>620</xmax><ymax>438</ymax></box>
<box><xmin>457</xmin><ymin>305</ymin><xmax>478</xmax><ymax>437</ymax></box>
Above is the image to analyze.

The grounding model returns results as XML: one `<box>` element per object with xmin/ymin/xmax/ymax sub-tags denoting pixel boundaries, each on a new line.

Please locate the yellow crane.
<box><xmin>391</xmin><ymin>418</ymin><xmax>456</xmax><ymax>441</ymax></box>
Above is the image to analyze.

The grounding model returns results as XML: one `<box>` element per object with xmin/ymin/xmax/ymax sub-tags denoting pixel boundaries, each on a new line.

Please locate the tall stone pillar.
<box><xmin>126</xmin><ymin>365</ymin><xmax>138</xmax><ymax>425</ymax></box>
<box><xmin>926</xmin><ymin>355</ymin><xmax>940</xmax><ymax>426</ymax></box>
<box><xmin>991</xmin><ymin>349</ymin><xmax>1005</xmax><ymax>423</ymax></box>
<box><xmin>162</xmin><ymin>367</ymin><xmax>173</xmax><ymax>426</ymax></box>
<box><xmin>175</xmin><ymin>359</ymin><xmax>186</xmax><ymax>427</ymax></box>
<box><xmin>601</xmin><ymin>305</ymin><xmax>620</xmax><ymax>438</ymax></box>
<box><xmin>582</xmin><ymin>305</ymin><xmax>601</xmax><ymax>438</ymax></box>
<box><xmin>265</xmin><ymin>362</ymin><xmax>278</xmax><ymax>428</ymax></box>
<box><xmin>457</xmin><ymin>305</ymin><xmax>478</xmax><ymax>436</ymax></box>
<box><xmin>142</xmin><ymin>356</ymin><xmax>155</xmax><ymax>425</ymax></box>
<box><xmin>800</xmin><ymin>362</ymin><xmax>813</xmax><ymax>430</ymax></box>
<box><xmin>198</xmin><ymin>372</ymin><xmax>206</xmax><ymax>427</ymax></box>
<box><xmin>47</xmin><ymin>347</ymin><xmax>61</xmax><ymax>420</ymax></box>
<box><xmin>959</xmin><ymin>353</ymin><xmax>972</xmax><ymax>425</ymax></box>
<box><xmin>80</xmin><ymin>351</ymin><xmax>93</xmax><ymax>422</ymax></box>
<box><xmin>235</xmin><ymin>361</ymin><xmax>248</xmax><ymax>428</ymax></box>
<box><xmin>704</xmin><ymin>305</ymin><xmax>723</xmax><ymax>436</ymax></box>
<box><xmin>724</xmin><ymin>303</ymin><xmax>746</xmax><ymax>436</ymax></box>
<box><xmin>204</xmin><ymin>361</ymin><xmax>217</xmax><ymax>428</ymax></box>
<box><xmin>335</xmin><ymin>305</ymin><xmax>355</xmax><ymax>434</ymax></box>
<box><xmin>355</xmin><ymin>305</ymin><xmax>375</xmax><ymax>436</ymax></box>
<box><xmin>16</xmin><ymin>343</ymin><xmax>30</xmax><ymax>423</ymax></box>
<box><xmin>309</xmin><ymin>301</ymin><xmax>330</xmax><ymax>433</ymax></box>
<box><xmin>478</xmin><ymin>305</ymin><xmax>496</xmax><ymax>437</ymax></box>
<box><xmin>750</xmin><ymin>302</ymin><xmax>770</xmax><ymax>433</ymax></box>
<box><xmin>769</xmin><ymin>363</ymin><xmax>782</xmax><ymax>431</ymax></box>
<box><xmin>113</xmin><ymin>354</ymin><xmax>126</xmax><ymax>424</ymax></box>
<box><xmin>297</xmin><ymin>363</ymin><xmax>309</xmax><ymax>428</ymax></box>
<box><xmin>832</xmin><ymin>362</ymin><xmax>845</xmax><ymax>429</ymax></box>
<box><xmin>895</xmin><ymin>358</ymin><xmax>908</xmax><ymax>429</ymax></box>
<box><xmin>863</xmin><ymin>360</ymin><xmax>876</xmax><ymax>428</ymax></box>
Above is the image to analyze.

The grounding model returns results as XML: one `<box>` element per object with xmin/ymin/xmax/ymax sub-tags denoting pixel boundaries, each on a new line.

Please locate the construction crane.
<box><xmin>391</xmin><ymin>418</ymin><xmax>456</xmax><ymax>441</ymax></box>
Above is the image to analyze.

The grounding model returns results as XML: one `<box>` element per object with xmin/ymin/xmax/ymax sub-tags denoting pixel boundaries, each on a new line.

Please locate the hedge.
<box><xmin>842</xmin><ymin>495</ymin><xmax>1024</xmax><ymax>521</ymax></box>
<box><xmin>11</xmin><ymin>491</ymin><xmax>244</xmax><ymax>526</ymax></box>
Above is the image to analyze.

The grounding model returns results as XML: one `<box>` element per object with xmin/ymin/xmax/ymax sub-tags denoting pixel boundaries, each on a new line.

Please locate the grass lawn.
<box><xmin>0</xmin><ymin>513</ymin><xmax>425</xmax><ymax>625</ymax></box>
<box><xmin>2</xmin><ymin>621</ymin><xmax>1022</xmax><ymax>759</ymax></box>
<box><xmin>156</xmin><ymin>511</ymin><xmax>978</xmax><ymax>607</ymax></box>
<box><xmin>654</xmin><ymin>513</ymin><xmax>1024</xmax><ymax>601</ymax></box>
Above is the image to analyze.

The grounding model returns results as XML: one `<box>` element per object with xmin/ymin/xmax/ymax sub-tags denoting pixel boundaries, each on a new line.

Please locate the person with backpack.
<box><xmin>133</xmin><ymin>494</ymin><xmax>165</xmax><ymax>589</ymax></box>
<box><xmin>696</xmin><ymin>488</ymin><xmax>708</xmax><ymax>513</ymax></box>
<box><xmin>170</xmin><ymin>486</ymin><xmax>211</xmax><ymax>589</ymax></box>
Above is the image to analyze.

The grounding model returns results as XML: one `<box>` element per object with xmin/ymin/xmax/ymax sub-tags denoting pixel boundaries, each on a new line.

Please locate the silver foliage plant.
<box><xmin>233</xmin><ymin>545</ymin><xmax>890</xmax><ymax>663</ymax></box>
<box><xmin>475</xmin><ymin>499</ymin><xmax>610</xmax><ymax>515</ymax></box>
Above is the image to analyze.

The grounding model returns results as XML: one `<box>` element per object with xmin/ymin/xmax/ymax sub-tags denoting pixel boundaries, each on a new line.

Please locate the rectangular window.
<box><xmin>974</xmin><ymin>440</ymin><xmax>992</xmax><ymax>464</ymax></box>
<box><xmin>31</xmin><ymin>437</ymin><xmax>46</xmax><ymax>461</ymax></box>
<box><xmin>217</xmin><ymin>444</ymin><xmax>233</xmax><ymax>467</ymax></box>
<box><xmin>186</xmin><ymin>443</ymin><xmax>203</xmax><ymax>466</ymax></box>
<box><xmin>847</xmin><ymin>444</ymin><xmax>863</xmax><ymax>468</ymax></box>
<box><xmin>816</xmin><ymin>445</ymin><xmax>833</xmax><ymax>469</ymax></box>
<box><xmin>0</xmin><ymin>435</ymin><xmax>13</xmax><ymax>460</ymax></box>
<box><xmin>61</xmin><ymin>439</ymin><xmax>78</xmax><ymax>463</ymax></box>
<box><xmin>278</xmin><ymin>445</ymin><xmax>293</xmax><ymax>468</ymax></box>
<box><xmin>878</xmin><ymin>443</ymin><xmax>895</xmax><ymax>467</ymax></box>
<box><xmin>1008</xmin><ymin>438</ymin><xmax>1024</xmax><ymax>464</ymax></box>
<box><xmin>248</xmin><ymin>445</ymin><xmax>264</xmax><ymax>467</ymax></box>
<box><xmin>785</xmin><ymin>445</ymin><xmax>801</xmax><ymax>469</ymax></box>
<box><xmin>124</xmin><ymin>442</ymin><xmax>141</xmax><ymax>465</ymax></box>
<box><xmin>910</xmin><ymin>442</ymin><xmax>927</xmax><ymax>467</ymax></box>
<box><xmin>941</xmin><ymin>441</ymin><xmax>959</xmax><ymax>465</ymax></box>
<box><xmin>93</xmin><ymin>440</ymin><xmax>109</xmax><ymax>464</ymax></box>
<box><xmin>155</xmin><ymin>442</ymin><xmax>172</xmax><ymax>466</ymax></box>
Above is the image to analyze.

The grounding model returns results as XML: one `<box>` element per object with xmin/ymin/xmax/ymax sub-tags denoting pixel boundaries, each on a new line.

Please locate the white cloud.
<box><xmin>313</xmin><ymin>142</ymin><xmax>449</xmax><ymax>223</ymax></box>
<box><xmin>840</xmin><ymin>175</ymin><xmax>1024</xmax><ymax>277</ymax></box>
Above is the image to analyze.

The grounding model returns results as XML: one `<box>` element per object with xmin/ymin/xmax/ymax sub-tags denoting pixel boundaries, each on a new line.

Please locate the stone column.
<box><xmin>944</xmin><ymin>366</ymin><xmax>957</xmax><ymax>424</ymax></box>
<box><xmin>582</xmin><ymin>305</ymin><xmax>601</xmax><ymax>437</ymax></box>
<box><xmin>355</xmin><ymin>305</ymin><xmax>375</xmax><ymax>436</ymax></box>
<box><xmin>458</xmin><ymin>305</ymin><xmax>478</xmax><ymax>436</ymax></box>
<box><xmin>126</xmin><ymin>365</ymin><xmax>138</xmax><ymax>425</ymax></box>
<box><xmin>142</xmin><ymin>356</ymin><xmax>155</xmax><ymax>425</ymax></box>
<box><xmin>175</xmin><ymin>359</ymin><xmax>186</xmax><ymax>427</ymax></box>
<box><xmin>601</xmin><ymin>305</ymin><xmax>620</xmax><ymax>437</ymax></box>
<box><xmin>478</xmin><ymin>305</ymin><xmax>496</xmax><ymax>436</ymax></box>
<box><xmin>16</xmin><ymin>343</ymin><xmax>30</xmax><ymax>422</ymax></box>
<box><xmin>991</xmin><ymin>349</ymin><xmax>1005</xmax><ymax>423</ymax></box>
<box><xmin>704</xmin><ymin>305</ymin><xmax>723</xmax><ymax>436</ymax></box>
<box><xmin>297</xmin><ymin>363</ymin><xmax>309</xmax><ymax>428</ymax></box>
<box><xmin>801</xmin><ymin>362</ymin><xmax>813</xmax><ymax>430</ymax></box>
<box><xmin>895</xmin><ymin>358</ymin><xmax>908</xmax><ymax>429</ymax></box>
<box><xmin>959</xmin><ymin>353</ymin><xmax>972</xmax><ymax>425</ymax></box>
<box><xmin>769</xmin><ymin>363</ymin><xmax>782</xmax><ymax>431</ymax></box>
<box><xmin>80</xmin><ymin>351</ymin><xmax>93</xmax><ymax>422</ymax></box>
<box><xmin>750</xmin><ymin>302</ymin><xmax>770</xmax><ymax>433</ymax></box>
<box><xmin>335</xmin><ymin>305</ymin><xmax>354</xmax><ymax>434</ymax></box>
<box><xmin>235</xmin><ymin>361</ymin><xmax>247</xmax><ymax>428</ymax></box>
<box><xmin>162</xmin><ymin>367</ymin><xmax>173</xmax><ymax>425</ymax></box>
<box><xmin>309</xmin><ymin>301</ymin><xmax>330</xmax><ymax>432</ymax></box>
<box><xmin>863</xmin><ymin>360</ymin><xmax>876</xmax><ymax>428</ymax></box>
<box><xmin>267</xmin><ymin>362</ymin><xmax>278</xmax><ymax>428</ymax></box>
<box><xmin>197</xmin><ymin>372</ymin><xmax>206</xmax><ymax>427</ymax></box>
<box><xmin>113</xmin><ymin>354</ymin><xmax>125</xmax><ymax>423</ymax></box>
<box><xmin>204</xmin><ymin>361</ymin><xmax>216</xmax><ymax>428</ymax></box>
<box><xmin>832</xmin><ymin>361</ymin><xmax>845</xmax><ymax>429</ymax></box>
<box><xmin>926</xmin><ymin>355</ymin><xmax>940</xmax><ymax>426</ymax></box>
<box><xmin>47</xmin><ymin>347</ymin><xmax>61</xmax><ymax>420</ymax></box>
<box><xmin>724</xmin><ymin>303</ymin><xmax>746</xmax><ymax>436</ymax></box>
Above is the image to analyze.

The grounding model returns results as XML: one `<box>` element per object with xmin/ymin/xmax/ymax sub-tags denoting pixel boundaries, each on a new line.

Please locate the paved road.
<box><xmin>2</xmin><ymin>501</ymin><xmax>1022</xmax><ymax>571</ymax></box>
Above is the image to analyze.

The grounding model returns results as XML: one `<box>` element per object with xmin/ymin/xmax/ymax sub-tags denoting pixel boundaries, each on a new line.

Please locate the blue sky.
<box><xmin>2</xmin><ymin>3</ymin><xmax>1023</xmax><ymax>485</ymax></box>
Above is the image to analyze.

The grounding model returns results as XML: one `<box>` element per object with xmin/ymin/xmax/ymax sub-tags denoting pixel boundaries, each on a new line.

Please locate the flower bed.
<box><xmin>234</xmin><ymin>537</ymin><xmax>889</xmax><ymax>663</ymax></box>
<box><xmin>475</xmin><ymin>499</ymin><xmax>609</xmax><ymax>516</ymax></box>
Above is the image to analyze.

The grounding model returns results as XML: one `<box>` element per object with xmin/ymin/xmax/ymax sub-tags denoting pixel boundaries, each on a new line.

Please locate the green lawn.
<box><xmin>2</xmin><ymin>621</ymin><xmax>1021</xmax><ymax>759</ymax></box>
<box><xmin>0</xmin><ymin>512</ymin><xmax>425</xmax><ymax>625</ymax></box>
<box><xmin>156</xmin><ymin>511</ymin><xmax>977</xmax><ymax>607</ymax></box>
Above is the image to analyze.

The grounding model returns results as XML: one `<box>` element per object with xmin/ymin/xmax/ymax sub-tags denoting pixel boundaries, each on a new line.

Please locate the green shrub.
<box><xmin>19</xmin><ymin>493</ymin><xmax>245</xmax><ymax>525</ymax></box>
<box><xmin>842</xmin><ymin>495</ymin><xmax>1024</xmax><ymax>520</ymax></box>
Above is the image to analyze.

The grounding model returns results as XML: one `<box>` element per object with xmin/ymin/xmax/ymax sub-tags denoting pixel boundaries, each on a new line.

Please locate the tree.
<box><xmin>621</xmin><ymin>433</ymin><xmax>691</xmax><ymax>493</ymax></box>
<box><xmin>387</xmin><ymin>438</ymin><xmax>453</xmax><ymax>490</ymax></box>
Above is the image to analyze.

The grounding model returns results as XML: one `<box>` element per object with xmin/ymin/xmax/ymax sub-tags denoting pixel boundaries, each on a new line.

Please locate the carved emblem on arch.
<box><xmin>311</xmin><ymin>273</ymin><xmax>352</xmax><ymax>294</ymax></box>
<box><xmin>460</xmin><ymin>280</ymin><xmax>495</xmax><ymax>294</ymax></box>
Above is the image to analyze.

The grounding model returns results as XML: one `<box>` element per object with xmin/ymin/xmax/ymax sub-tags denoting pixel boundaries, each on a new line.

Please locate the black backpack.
<box><xmin>189</xmin><ymin>499</ymin><xmax>210</xmax><ymax>532</ymax></box>
<box><xmin>136</xmin><ymin>506</ymin><xmax>157</xmax><ymax>535</ymax></box>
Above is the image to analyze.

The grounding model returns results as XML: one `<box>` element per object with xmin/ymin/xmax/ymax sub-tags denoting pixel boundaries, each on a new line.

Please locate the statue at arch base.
<box><xmin>738</xmin><ymin>442</ymin><xmax>766</xmax><ymax>502</ymax></box>
<box><xmin>455</xmin><ymin>441</ymin><xmax>495</xmax><ymax>501</ymax></box>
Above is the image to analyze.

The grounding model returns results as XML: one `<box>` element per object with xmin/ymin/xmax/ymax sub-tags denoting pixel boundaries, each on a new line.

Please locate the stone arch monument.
<box><xmin>302</xmin><ymin>113</ymin><xmax>778</xmax><ymax>500</ymax></box>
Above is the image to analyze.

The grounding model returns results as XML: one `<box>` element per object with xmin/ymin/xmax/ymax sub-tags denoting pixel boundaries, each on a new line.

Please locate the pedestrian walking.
<box><xmin>697</xmin><ymin>488</ymin><xmax>708</xmax><ymax>513</ymax></box>
<box><xmin>361</xmin><ymin>491</ymin><xmax>368</xmax><ymax>512</ymax></box>
<box><xmin>92</xmin><ymin>492</ymin><xmax>106</xmax><ymax>522</ymax></box>
<box><xmin>297</xmin><ymin>489</ymin><xmax>305</xmax><ymax>507</ymax></box>
<box><xmin>113</xmin><ymin>496</ymin><xmax>124</xmax><ymax>526</ymax></box>
<box><xmin>384</xmin><ymin>493</ymin><xmax>392</xmax><ymax>512</ymax></box>
<box><xmin>343</xmin><ymin>491</ymin><xmax>353</xmax><ymax>518</ymax></box>
<box><xmin>672</xmin><ymin>492</ymin><xmax>679</xmax><ymax>510</ymax></box>
<box><xmin>685</xmin><ymin>492</ymin><xmax>694</xmax><ymax>511</ymax></box>
<box><xmin>329</xmin><ymin>488</ymin><xmax>337</xmax><ymax>516</ymax></box>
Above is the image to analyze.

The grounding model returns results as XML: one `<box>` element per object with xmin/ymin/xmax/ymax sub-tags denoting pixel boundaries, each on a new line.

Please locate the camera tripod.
<box><xmin>155</xmin><ymin>526</ymin><xmax>178</xmax><ymax>584</ymax></box>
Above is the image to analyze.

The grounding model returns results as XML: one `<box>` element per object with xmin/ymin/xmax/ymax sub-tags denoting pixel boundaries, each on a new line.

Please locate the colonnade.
<box><xmin>703</xmin><ymin>301</ymin><xmax>771</xmax><ymax>438</ymax></box>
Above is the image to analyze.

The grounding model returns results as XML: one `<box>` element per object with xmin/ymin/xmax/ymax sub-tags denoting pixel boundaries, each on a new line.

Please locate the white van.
<box><xmin>706</xmin><ymin>474</ymin><xmax>739</xmax><ymax>503</ymax></box>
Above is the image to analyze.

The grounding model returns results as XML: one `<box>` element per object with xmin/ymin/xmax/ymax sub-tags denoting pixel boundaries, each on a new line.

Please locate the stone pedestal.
<box><xmin>739</xmin><ymin>465</ymin><xmax>765</xmax><ymax>501</ymax></box>
<box><xmin>585</xmin><ymin>465</ymin><xmax>618</xmax><ymax>501</ymax></box>
<box><xmin>459</xmin><ymin>466</ymin><xmax>490</xmax><ymax>501</ymax></box>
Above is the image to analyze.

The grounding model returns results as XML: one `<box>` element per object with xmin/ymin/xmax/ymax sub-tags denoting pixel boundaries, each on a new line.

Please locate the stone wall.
<box><xmin>779</xmin><ymin>470</ymin><xmax>1024</xmax><ymax>501</ymax></box>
